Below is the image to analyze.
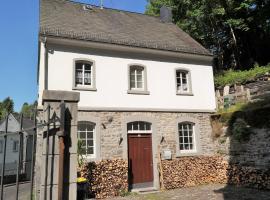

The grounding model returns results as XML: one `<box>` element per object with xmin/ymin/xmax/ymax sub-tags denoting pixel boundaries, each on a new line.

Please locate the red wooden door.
<box><xmin>128</xmin><ymin>134</ymin><xmax>153</xmax><ymax>185</ymax></box>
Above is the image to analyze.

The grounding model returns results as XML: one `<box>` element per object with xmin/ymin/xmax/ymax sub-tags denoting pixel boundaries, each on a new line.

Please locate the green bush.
<box><xmin>231</xmin><ymin>118</ymin><xmax>252</xmax><ymax>142</ymax></box>
<box><xmin>215</xmin><ymin>64</ymin><xmax>270</xmax><ymax>87</ymax></box>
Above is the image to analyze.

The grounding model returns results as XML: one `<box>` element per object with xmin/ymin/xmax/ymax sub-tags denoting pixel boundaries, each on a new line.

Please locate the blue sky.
<box><xmin>0</xmin><ymin>0</ymin><xmax>147</xmax><ymax>111</ymax></box>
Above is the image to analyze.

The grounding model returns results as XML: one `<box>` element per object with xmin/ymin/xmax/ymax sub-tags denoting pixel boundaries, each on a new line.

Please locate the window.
<box><xmin>128</xmin><ymin>65</ymin><xmax>149</xmax><ymax>95</ymax></box>
<box><xmin>127</xmin><ymin>121</ymin><xmax>151</xmax><ymax>133</ymax></box>
<box><xmin>0</xmin><ymin>141</ymin><xmax>3</xmax><ymax>153</ymax></box>
<box><xmin>73</xmin><ymin>60</ymin><xmax>96</xmax><ymax>90</ymax></box>
<box><xmin>77</xmin><ymin>121</ymin><xmax>95</xmax><ymax>158</ymax></box>
<box><xmin>176</xmin><ymin>70</ymin><xmax>192</xmax><ymax>94</ymax></box>
<box><xmin>178</xmin><ymin>122</ymin><xmax>196</xmax><ymax>152</ymax></box>
<box><xmin>13</xmin><ymin>140</ymin><xmax>19</xmax><ymax>152</ymax></box>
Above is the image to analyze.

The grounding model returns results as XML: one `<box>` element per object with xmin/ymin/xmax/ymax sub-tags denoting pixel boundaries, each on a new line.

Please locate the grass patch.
<box><xmin>215</xmin><ymin>64</ymin><xmax>270</xmax><ymax>88</ymax></box>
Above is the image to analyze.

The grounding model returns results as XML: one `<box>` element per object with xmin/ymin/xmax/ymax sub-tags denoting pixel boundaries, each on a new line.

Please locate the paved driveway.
<box><xmin>2</xmin><ymin>182</ymin><xmax>31</xmax><ymax>200</ymax></box>
<box><xmin>112</xmin><ymin>184</ymin><xmax>270</xmax><ymax>200</ymax></box>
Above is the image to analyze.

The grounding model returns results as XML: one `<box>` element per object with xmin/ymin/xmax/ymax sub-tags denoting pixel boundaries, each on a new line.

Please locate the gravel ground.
<box><xmin>110</xmin><ymin>184</ymin><xmax>270</xmax><ymax>200</ymax></box>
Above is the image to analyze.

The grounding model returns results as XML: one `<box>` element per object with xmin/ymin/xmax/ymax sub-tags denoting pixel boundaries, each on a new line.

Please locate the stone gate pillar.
<box><xmin>35</xmin><ymin>90</ymin><xmax>80</xmax><ymax>200</ymax></box>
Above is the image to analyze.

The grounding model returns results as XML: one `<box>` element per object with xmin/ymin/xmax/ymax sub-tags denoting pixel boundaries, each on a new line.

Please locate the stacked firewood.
<box><xmin>80</xmin><ymin>159</ymin><xmax>128</xmax><ymax>199</ymax></box>
<box><xmin>161</xmin><ymin>156</ymin><xmax>270</xmax><ymax>190</ymax></box>
<box><xmin>227</xmin><ymin>165</ymin><xmax>270</xmax><ymax>190</ymax></box>
<box><xmin>161</xmin><ymin>156</ymin><xmax>228</xmax><ymax>189</ymax></box>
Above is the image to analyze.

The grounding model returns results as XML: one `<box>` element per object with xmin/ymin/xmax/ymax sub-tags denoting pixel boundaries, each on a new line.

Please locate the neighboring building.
<box><xmin>0</xmin><ymin>114</ymin><xmax>34</xmax><ymax>181</ymax></box>
<box><xmin>38</xmin><ymin>0</ymin><xmax>216</xmax><ymax>191</ymax></box>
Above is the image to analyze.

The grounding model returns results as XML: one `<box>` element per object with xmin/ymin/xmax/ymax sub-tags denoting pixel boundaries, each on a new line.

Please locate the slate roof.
<box><xmin>40</xmin><ymin>0</ymin><xmax>211</xmax><ymax>56</ymax></box>
<box><xmin>0</xmin><ymin>114</ymin><xmax>35</xmax><ymax>135</ymax></box>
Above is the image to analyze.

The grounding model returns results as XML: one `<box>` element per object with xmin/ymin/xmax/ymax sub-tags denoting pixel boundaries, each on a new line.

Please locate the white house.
<box><xmin>38</xmin><ymin>0</ymin><xmax>216</xmax><ymax>191</ymax></box>
<box><xmin>0</xmin><ymin>114</ymin><xmax>34</xmax><ymax>181</ymax></box>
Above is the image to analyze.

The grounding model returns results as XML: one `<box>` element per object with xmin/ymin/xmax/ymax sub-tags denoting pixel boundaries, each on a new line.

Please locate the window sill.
<box><xmin>176</xmin><ymin>151</ymin><xmax>200</xmax><ymax>157</ymax></box>
<box><xmin>73</xmin><ymin>87</ymin><xmax>97</xmax><ymax>91</ymax></box>
<box><xmin>127</xmin><ymin>90</ymin><xmax>150</xmax><ymax>95</ymax></box>
<box><xmin>176</xmin><ymin>92</ymin><xmax>193</xmax><ymax>96</ymax></box>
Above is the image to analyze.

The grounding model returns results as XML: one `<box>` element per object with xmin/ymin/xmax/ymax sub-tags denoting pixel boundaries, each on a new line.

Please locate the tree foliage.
<box><xmin>20</xmin><ymin>101</ymin><xmax>37</xmax><ymax>119</ymax></box>
<box><xmin>146</xmin><ymin>0</ymin><xmax>270</xmax><ymax>71</ymax></box>
<box><xmin>0</xmin><ymin>97</ymin><xmax>14</xmax><ymax>119</ymax></box>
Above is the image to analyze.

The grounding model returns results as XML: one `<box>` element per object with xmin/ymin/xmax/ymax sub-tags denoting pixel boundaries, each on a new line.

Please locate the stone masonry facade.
<box><xmin>78</xmin><ymin>111</ymin><xmax>216</xmax><ymax>160</ymax></box>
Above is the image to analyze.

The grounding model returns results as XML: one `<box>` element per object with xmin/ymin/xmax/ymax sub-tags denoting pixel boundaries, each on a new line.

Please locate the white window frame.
<box><xmin>127</xmin><ymin>64</ymin><xmax>150</xmax><ymax>95</ymax></box>
<box><xmin>175</xmin><ymin>68</ymin><xmax>193</xmax><ymax>95</ymax></box>
<box><xmin>178</xmin><ymin>122</ymin><xmax>196</xmax><ymax>154</ymax></box>
<box><xmin>77</xmin><ymin>121</ymin><xmax>96</xmax><ymax>159</ymax></box>
<box><xmin>127</xmin><ymin>121</ymin><xmax>152</xmax><ymax>134</ymax></box>
<box><xmin>73</xmin><ymin>59</ymin><xmax>97</xmax><ymax>91</ymax></box>
<box><xmin>175</xmin><ymin>117</ymin><xmax>201</xmax><ymax>157</ymax></box>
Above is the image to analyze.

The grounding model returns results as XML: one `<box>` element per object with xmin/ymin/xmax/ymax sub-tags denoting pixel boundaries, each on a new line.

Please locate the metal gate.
<box><xmin>0</xmin><ymin>112</ymin><xmax>37</xmax><ymax>200</ymax></box>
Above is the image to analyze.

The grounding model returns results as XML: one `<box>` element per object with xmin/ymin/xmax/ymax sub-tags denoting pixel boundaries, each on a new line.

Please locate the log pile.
<box><xmin>227</xmin><ymin>165</ymin><xmax>270</xmax><ymax>190</ymax></box>
<box><xmin>161</xmin><ymin>156</ymin><xmax>228</xmax><ymax>189</ymax></box>
<box><xmin>161</xmin><ymin>156</ymin><xmax>270</xmax><ymax>190</ymax></box>
<box><xmin>79</xmin><ymin>159</ymin><xmax>128</xmax><ymax>199</ymax></box>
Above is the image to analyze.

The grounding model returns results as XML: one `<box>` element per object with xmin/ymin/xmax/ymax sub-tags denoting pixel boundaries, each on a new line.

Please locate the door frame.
<box><xmin>122</xmin><ymin>116</ymin><xmax>159</xmax><ymax>190</ymax></box>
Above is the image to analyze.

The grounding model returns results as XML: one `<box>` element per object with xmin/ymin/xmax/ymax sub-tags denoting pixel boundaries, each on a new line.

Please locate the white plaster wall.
<box><xmin>38</xmin><ymin>45</ymin><xmax>216</xmax><ymax>111</ymax></box>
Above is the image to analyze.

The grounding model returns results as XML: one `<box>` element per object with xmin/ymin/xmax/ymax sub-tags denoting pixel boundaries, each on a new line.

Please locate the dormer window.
<box><xmin>175</xmin><ymin>69</ymin><xmax>192</xmax><ymax>95</ymax></box>
<box><xmin>127</xmin><ymin>65</ymin><xmax>149</xmax><ymax>95</ymax></box>
<box><xmin>73</xmin><ymin>59</ymin><xmax>96</xmax><ymax>91</ymax></box>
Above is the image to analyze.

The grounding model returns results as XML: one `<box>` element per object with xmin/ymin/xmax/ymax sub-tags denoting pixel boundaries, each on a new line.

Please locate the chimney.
<box><xmin>160</xmin><ymin>5</ymin><xmax>172</xmax><ymax>23</ymax></box>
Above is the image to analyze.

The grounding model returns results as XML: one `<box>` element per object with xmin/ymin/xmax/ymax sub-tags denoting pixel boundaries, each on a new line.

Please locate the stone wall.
<box><xmin>78</xmin><ymin>111</ymin><xmax>215</xmax><ymax>160</ymax></box>
<box><xmin>79</xmin><ymin>159</ymin><xmax>128</xmax><ymax>199</ymax></box>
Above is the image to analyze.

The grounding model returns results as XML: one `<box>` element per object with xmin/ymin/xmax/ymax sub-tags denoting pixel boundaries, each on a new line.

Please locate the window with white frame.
<box><xmin>75</xmin><ymin>61</ymin><xmax>93</xmax><ymax>87</ymax></box>
<box><xmin>13</xmin><ymin>140</ymin><xmax>19</xmax><ymax>152</ymax></box>
<box><xmin>130</xmin><ymin>66</ymin><xmax>145</xmax><ymax>90</ymax></box>
<box><xmin>127</xmin><ymin>121</ymin><xmax>151</xmax><ymax>133</ymax></box>
<box><xmin>178</xmin><ymin>122</ymin><xmax>196</xmax><ymax>152</ymax></box>
<box><xmin>77</xmin><ymin>121</ymin><xmax>95</xmax><ymax>158</ymax></box>
<box><xmin>176</xmin><ymin>70</ymin><xmax>191</xmax><ymax>94</ymax></box>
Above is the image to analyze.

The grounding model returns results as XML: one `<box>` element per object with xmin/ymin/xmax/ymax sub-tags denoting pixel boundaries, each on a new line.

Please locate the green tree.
<box><xmin>0</xmin><ymin>97</ymin><xmax>14</xmax><ymax>119</ymax></box>
<box><xmin>146</xmin><ymin>0</ymin><xmax>270</xmax><ymax>71</ymax></box>
<box><xmin>20</xmin><ymin>101</ymin><xmax>37</xmax><ymax>119</ymax></box>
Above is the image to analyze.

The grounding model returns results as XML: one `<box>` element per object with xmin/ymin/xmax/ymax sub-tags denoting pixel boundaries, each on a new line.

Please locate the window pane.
<box><xmin>84</xmin><ymin>64</ymin><xmax>92</xmax><ymax>71</ymax></box>
<box><xmin>130</xmin><ymin>69</ymin><xmax>135</xmax><ymax>76</ymax></box>
<box><xmin>76</xmin><ymin>63</ymin><xmax>83</xmax><ymax>70</ymax></box>
<box><xmin>87</xmin><ymin>147</ymin><xmax>94</xmax><ymax>155</ymax></box>
<box><xmin>145</xmin><ymin>123</ymin><xmax>151</xmax><ymax>130</ymax></box>
<box><xmin>133</xmin><ymin>122</ymin><xmax>139</xmax><ymax>130</ymax></box>
<box><xmin>81</xmin><ymin>148</ymin><xmax>86</xmax><ymax>154</ymax></box>
<box><xmin>137</xmin><ymin>74</ymin><xmax>143</xmax><ymax>82</ymax></box>
<box><xmin>184</xmin><ymin>144</ymin><xmax>189</xmax><ymax>150</ymax></box>
<box><xmin>130</xmin><ymin>80</ymin><xmax>136</xmax><ymax>88</ymax></box>
<box><xmin>84</xmin><ymin>72</ymin><xmax>91</xmax><ymax>85</ymax></box>
<box><xmin>180</xmin><ymin>144</ymin><xmax>184</xmax><ymax>150</ymax></box>
<box><xmin>127</xmin><ymin>123</ymin><xmax>132</xmax><ymax>131</ymax></box>
<box><xmin>79</xmin><ymin>123</ymin><xmax>88</xmax><ymax>131</ymax></box>
<box><xmin>81</xmin><ymin>140</ymin><xmax>86</xmax><ymax>147</ymax></box>
<box><xmin>87</xmin><ymin>132</ymin><xmax>93</xmax><ymax>139</ymax></box>
<box><xmin>86</xmin><ymin>123</ymin><xmax>94</xmax><ymax>131</ymax></box>
<box><xmin>137</xmin><ymin>81</ymin><xmax>143</xmax><ymax>88</ymax></box>
<box><xmin>80</xmin><ymin>132</ymin><xmax>86</xmax><ymax>139</ymax></box>
<box><xmin>184</xmin><ymin>137</ymin><xmax>189</xmax><ymax>143</ymax></box>
<box><xmin>87</xmin><ymin>140</ymin><xmax>94</xmax><ymax>147</ymax></box>
<box><xmin>190</xmin><ymin>144</ymin><xmax>193</xmax><ymax>150</ymax></box>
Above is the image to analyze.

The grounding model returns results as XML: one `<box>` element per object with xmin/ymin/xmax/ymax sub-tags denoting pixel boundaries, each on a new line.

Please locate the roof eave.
<box><xmin>40</xmin><ymin>34</ymin><xmax>213</xmax><ymax>66</ymax></box>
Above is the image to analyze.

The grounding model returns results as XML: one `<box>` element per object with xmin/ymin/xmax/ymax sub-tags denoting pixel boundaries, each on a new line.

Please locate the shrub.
<box><xmin>215</xmin><ymin>64</ymin><xmax>270</xmax><ymax>87</ymax></box>
<box><xmin>231</xmin><ymin>118</ymin><xmax>252</xmax><ymax>142</ymax></box>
